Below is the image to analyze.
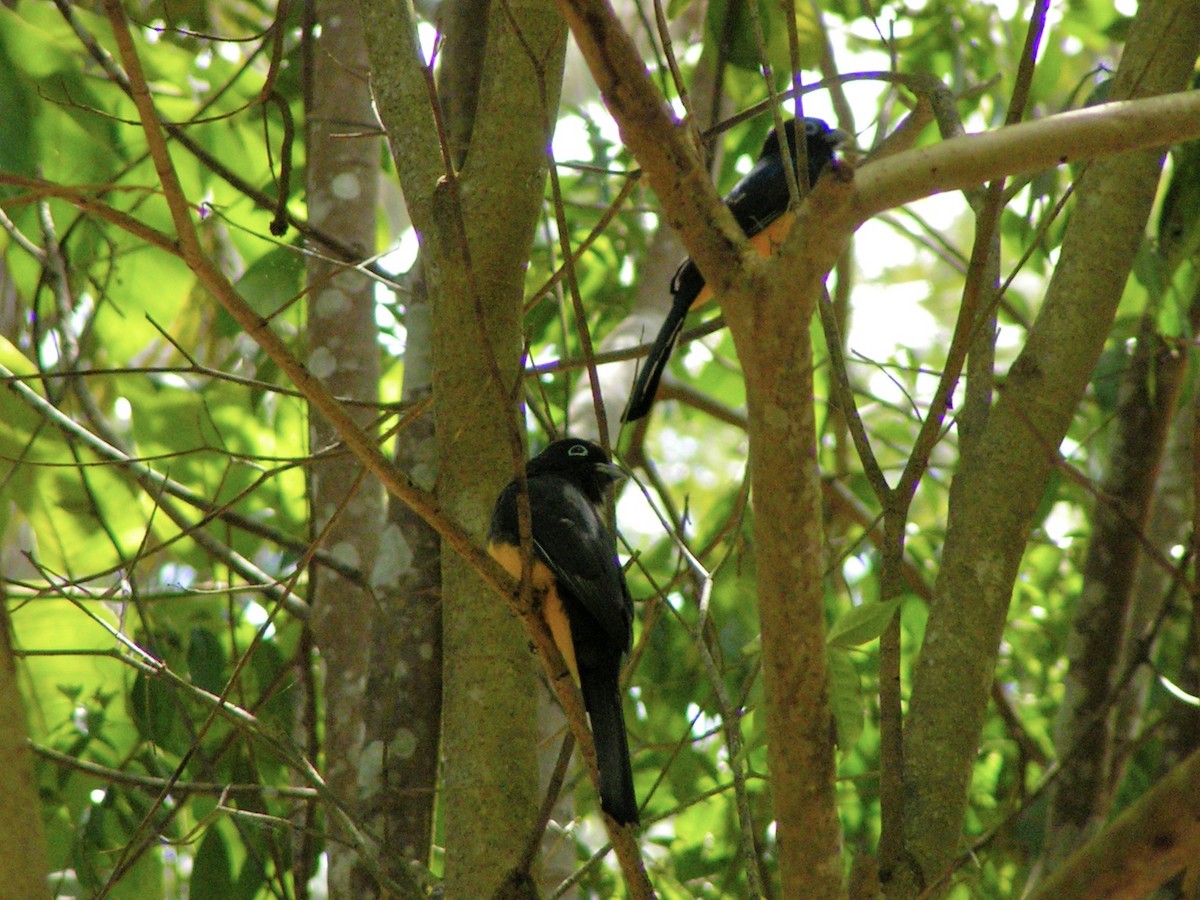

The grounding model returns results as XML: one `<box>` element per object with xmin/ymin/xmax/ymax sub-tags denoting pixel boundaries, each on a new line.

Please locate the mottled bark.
<box><xmin>432</xmin><ymin>0</ymin><xmax>568</xmax><ymax>885</ymax></box>
<box><xmin>357</xmin><ymin>0</ymin><xmax>568</xmax><ymax>892</ymax></box>
<box><xmin>350</xmin><ymin>0</ymin><xmax>491</xmax><ymax>869</ymax></box>
<box><xmin>356</xmin><ymin>267</ymin><xmax>442</xmax><ymax>885</ymax></box>
<box><xmin>734</xmin><ymin>302</ymin><xmax>844</xmax><ymax>896</ymax></box>
<box><xmin>304</xmin><ymin>0</ymin><xmax>383</xmax><ymax>892</ymax></box>
<box><xmin>1043</xmin><ymin>315</ymin><xmax>1193</xmax><ymax>871</ymax></box>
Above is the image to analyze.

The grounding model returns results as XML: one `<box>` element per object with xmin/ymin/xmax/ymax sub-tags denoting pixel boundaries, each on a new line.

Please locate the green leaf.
<box><xmin>107</xmin><ymin>849</ymin><xmax>164</xmax><ymax>900</ymax></box>
<box><xmin>129</xmin><ymin>672</ymin><xmax>186</xmax><ymax>755</ymax></box>
<box><xmin>0</xmin><ymin>36</ymin><xmax>37</xmax><ymax>183</ymax></box>
<box><xmin>10</xmin><ymin>599</ymin><xmax>134</xmax><ymax>744</ymax></box>
<box><xmin>827</xmin><ymin>648</ymin><xmax>863</xmax><ymax>755</ymax></box>
<box><xmin>188</xmin><ymin>628</ymin><xmax>227</xmax><ymax>695</ymax></box>
<box><xmin>249</xmin><ymin>640</ymin><xmax>295</xmax><ymax>736</ymax></box>
<box><xmin>232</xmin><ymin>844</ymin><xmax>268</xmax><ymax>900</ymax></box>
<box><xmin>705</xmin><ymin>0</ymin><xmax>821</xmax><ymax>74</ymax></box>
<box><xmin>1089</xmin><ymin>343</ymin><xmax>1127</xmax><ymax>413</ymax></box>
<box><xmin>827</xmin><ymin>598</ymin><xmax>902</xmax><ymax>649</ymax></box>
<box><xmin>232</xmin><ymin>244</ymin><xmax>306</xmax><ymax>320</ymax></box>
<box><xmin>0</xmin><ymin>3</ymin><xmax>79</xmax><ymax>79</ymax></box>
<box><xmin>191</xmin><ymin>827</ymin><xmax>235</xmax><ymax>900</ymax></box>
<box><xmin>705</xmin><ymin>0</ymin><xmax>785</xmax><ymax>74</ymax></box>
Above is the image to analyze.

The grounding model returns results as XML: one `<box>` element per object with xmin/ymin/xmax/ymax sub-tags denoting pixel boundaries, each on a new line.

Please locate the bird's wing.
<box><xmin>525</xmin><ymin>476</ymin><xmax>632</xmax><ymax>650</ymax></box>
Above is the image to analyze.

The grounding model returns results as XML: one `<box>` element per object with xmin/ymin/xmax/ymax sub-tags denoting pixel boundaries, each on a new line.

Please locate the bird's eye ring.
<box><xmin>568</xmin><ymin>444</ymin><xmax>588</xmax><ymax>457</ymax></box>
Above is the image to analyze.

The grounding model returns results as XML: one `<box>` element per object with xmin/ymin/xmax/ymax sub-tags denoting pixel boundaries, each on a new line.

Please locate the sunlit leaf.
<box><xmin>827</xmin><ymin>599</ymin><xmax>902</xmax><ymax>649</ymax></box>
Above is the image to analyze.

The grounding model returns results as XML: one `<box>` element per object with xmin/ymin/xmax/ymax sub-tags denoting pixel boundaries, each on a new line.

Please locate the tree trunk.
<box><xmin>432</xmin><ymin>0</ymin><xmax>568</xmax><ymax>882</ymax></box>
<box><xmin>357</xmin><ymin>264</ymin><xmax>443</xmax><ymax>883</ymax></box>
<box><xmin>357</xmin><ymin>0</ymin><xmax>568</xmax><ymax>892</ymax></box>
<box><xmin>1042</xmin><ymin>315</ymin><xmax>1192</xmax><ymax>872</ymax></box>
<box><xmin>305</xmin><ymin>0</ymin><xmax>383</xmax><ymax>892</ymax></box>
<box><xmin>735</xmin><ymin>307</ymin><xmax>844</xmax><ymax>896</ymax></box>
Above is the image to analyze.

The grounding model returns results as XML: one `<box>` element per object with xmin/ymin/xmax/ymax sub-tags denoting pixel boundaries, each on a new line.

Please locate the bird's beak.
<box><xmin>828</xmin><ymin>128</ymin><xmax>852</xmax><ymax>152</ymax></box>
<box><xmin>595</xmin><ymin>461</ymin><xmax>628</xmax><ymax>484</ymax></box>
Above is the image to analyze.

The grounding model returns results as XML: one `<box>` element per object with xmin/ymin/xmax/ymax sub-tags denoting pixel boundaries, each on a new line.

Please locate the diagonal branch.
<box><xmin>94</xmin><ymin>0</ymin><xmax>495</xmax><ymax>592</ymax></box>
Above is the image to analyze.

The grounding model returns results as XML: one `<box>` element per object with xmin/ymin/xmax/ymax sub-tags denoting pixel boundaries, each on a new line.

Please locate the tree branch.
<box><xmin>1028</xmin><ymin>745</ymin><xmax>1200</xmax><ymax>899</ymax></box>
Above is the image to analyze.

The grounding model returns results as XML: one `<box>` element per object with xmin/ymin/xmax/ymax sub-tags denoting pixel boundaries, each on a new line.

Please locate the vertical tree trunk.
<box><xmin>1042</xmin><ymin>318</ymin><xmax>1191</xmax><ymax>872</ymax></box>
<box><xmin>357</xmin><ymin>0</ymin><xmax>568</xmax><ymax>892</ymax></box>
<box><xmin>730</xmin><ymin>276</ymin><xmax>844</xmax><ymax>896</ymax></box>
<box><xmin>355</xmin><ymin>0</ymin><xmax>488</xmax><ymax>877</ymax></box>
<box><xmin>432</xmin><ymin>0</ymin><xmax>568</xmax><ymax>883</ymax></box>
<box><xmin>304</xmin><ymin>0</ymin><xmax>383</xmax><ymax>892</ymax></box>
<box><xmin>357</xmin><ymin>265</ymin><xmax>443</xmax><ymax>884</ymax></box>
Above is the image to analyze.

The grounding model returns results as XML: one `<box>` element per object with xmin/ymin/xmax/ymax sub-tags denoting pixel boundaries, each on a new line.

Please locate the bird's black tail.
<box><xmin>623</xmin><ymin>275</ymin><xmax>699</xmax><ymax>422</ymax></box>
<box><xmin>580</xmin><ymin>663</ymin><xmax>639</xmax><ymax>825</ymax></box>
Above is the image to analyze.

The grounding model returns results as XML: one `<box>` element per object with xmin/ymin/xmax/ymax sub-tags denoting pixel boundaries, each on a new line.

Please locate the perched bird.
<box><xmin>622</xmin><ymin>117</ymin><xmax>848</xmax><ymax>422</ymax></box>
<box><xmin>488</xmin><ymin>438</ymin><xmax>639</xmax><ymax>825</ymax></box>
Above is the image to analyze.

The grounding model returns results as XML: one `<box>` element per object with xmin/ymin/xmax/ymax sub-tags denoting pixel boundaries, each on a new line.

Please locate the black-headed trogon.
<box><xmin>488</xmin><ymin>438</ymin><xmax>639</xmax><ymax>825</ymax></box>
<box><xmin>622</xmin><ymin>117</ymin><xmax>848</xmax><ymax>422</ymax></box>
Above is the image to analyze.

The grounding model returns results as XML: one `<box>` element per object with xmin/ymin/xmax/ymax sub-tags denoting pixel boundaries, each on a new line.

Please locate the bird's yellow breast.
<box><xmin>489</xmin><ymin>541</ymin><xmax>580</xmax><ymax>683</ymax></box>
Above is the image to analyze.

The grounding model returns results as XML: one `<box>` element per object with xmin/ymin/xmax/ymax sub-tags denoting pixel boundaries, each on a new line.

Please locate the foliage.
<box><xmin>1</xmin><ymin>0</ymin><xmax>1197</xmax><ymax>896</ymax></box>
